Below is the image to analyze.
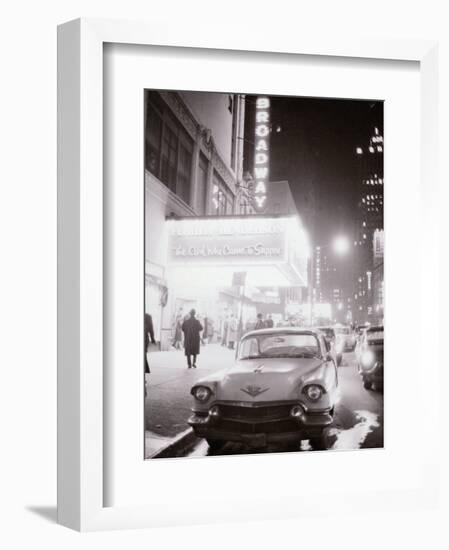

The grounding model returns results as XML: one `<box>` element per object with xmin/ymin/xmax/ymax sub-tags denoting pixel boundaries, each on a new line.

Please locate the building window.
<box><xmin>212</xmin><ymin>172</ymin><xmax>234</xmax><ymax>215</ymax></box>
<box><xmin>145</xmin><ymin>92</ymin><xmax>194</xmax><ymax>204</ymax></box>
<box><xmin>145</xmin><ymin>102</ymin><xmax>162</xmax><ymax>176</ymax></box>
<box><xmin>195</xmin><ymin>154</ymin><xmax>208</xmax><ymax>214</ymax></box>
<box><xmin>160</xmin><ymin>123</ymin><xmax>178</xmax><ymax>193</ymax></box>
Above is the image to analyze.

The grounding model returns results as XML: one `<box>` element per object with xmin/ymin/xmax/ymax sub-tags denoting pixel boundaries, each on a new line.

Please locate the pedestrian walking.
<box><xmin>201</xmin><ymin>315</ymin><xmax>208</xmax><ymax>345</ymax></box>
<box><xmin>144</xmin><ymin>313</ymin><xmax>156</xmax><ymax>374</ymax></box>
<box><xmin>254</xmin><ymin>313</ymin><xmax>266</xmax><ymax>330</ymax></box>
<box><xmin>227</xmin><ymin>314</ymin><xmax>238</xmax><ymax>349</ymax></box>
<box><xmin>172</xmin><ymin>314</ymin><xmax>183</xmax><ymax>349</ymax></box>
<box><xmin>221</xmin><ymin>315</ymin><xmax>229</xmax><ymax>347</ymax></box>
<box><xmin>265</xmin><ymin>314</ymin><xmax>274</xmax><ymax>328</ymax></box>
<box><xmin>207</xmin><ymin>317</ymin><xmax>214</xmax><ymax>343</ymax></box>
<box><xmin>182</xmin><ymin>309</ymin><xmax>203</xmax><ymax>368</ymax></box>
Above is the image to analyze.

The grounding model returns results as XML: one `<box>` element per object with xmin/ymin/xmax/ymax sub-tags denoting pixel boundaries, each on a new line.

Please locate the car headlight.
<box><xmin>192</xmin><ymin>385</ymin><xmax>212</xmax><ymax>402</ymax></box>
<box><xmin>361</xmin><ymin>350</ymin><xmax>375</xmax><ymax>368</ymax></box>
<box><xmin>304</xmin><ymin>384</ymin><xmax>323</xmax><ymax>402</ymax></box>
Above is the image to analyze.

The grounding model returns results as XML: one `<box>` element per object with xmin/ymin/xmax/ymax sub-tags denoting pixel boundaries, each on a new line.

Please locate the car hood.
<box><xmin>199</xmin><ymin>357</ymin><xmax>327</xmax><ymax>402</ymax></box>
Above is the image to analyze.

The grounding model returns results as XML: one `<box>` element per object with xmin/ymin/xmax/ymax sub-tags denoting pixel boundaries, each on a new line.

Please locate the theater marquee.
<box><xmin>167</xmin><ymin>217</ymin><xmax>286</xmax><ymax>266</ymax></box>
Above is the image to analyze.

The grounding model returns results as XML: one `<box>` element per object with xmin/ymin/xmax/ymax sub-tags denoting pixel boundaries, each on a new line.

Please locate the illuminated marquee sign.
<box><xmin>253</xmin><ymin>97</ymin><xmax>270</xmax><ymax>211</ymax></box>
<box><xmin>167</xmin><ymin>217</ymin><xmax>286</xmax><ymax>266</ymax></box>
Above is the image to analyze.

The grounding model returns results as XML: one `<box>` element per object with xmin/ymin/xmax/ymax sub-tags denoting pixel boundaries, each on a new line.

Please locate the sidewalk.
<box><xmin>145</xmin><ymin>343</ymin><xmax>235</xmax><ymax>458</ymax></box>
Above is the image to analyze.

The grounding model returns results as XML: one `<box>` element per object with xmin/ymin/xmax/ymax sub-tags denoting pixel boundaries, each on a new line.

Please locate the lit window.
<box><xmin>356</xmin><ymin>147</ymin><xmax>363</xmax><ymax>155</ymax></box>
<box><xmin>377</xmin><ymin>146</ymin><xmax>383</xmax><ymax>152</ymax></box>
<box><xmin>369</xmin><ymin>146</ymin><xmax>375</xmax><ymax>153</ymax></box>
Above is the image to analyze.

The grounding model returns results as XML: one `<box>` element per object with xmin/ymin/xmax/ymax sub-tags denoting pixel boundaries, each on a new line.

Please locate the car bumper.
<box><xmin>188</xmin><ymin>407</ymin><xmax>333</xmax><ymax>446</ymax></box>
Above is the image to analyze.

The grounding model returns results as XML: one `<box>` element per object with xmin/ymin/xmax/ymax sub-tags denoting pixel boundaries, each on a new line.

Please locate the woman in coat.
<box><xmin>181</xmin><ymin>309</ymin><xmax>203</xmax><ymax>368</ymax></box>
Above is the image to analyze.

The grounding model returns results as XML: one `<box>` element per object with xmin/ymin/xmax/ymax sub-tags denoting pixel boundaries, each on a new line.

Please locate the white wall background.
<box><xmin>0</xmin><ymin>0</ymin><xmax>448</xmax><ymax>548</ymax></box>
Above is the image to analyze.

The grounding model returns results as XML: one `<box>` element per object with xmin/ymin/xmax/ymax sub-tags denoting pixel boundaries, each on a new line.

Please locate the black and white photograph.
<box><xmin>144</xmin><ymin>89</ymin><xmax>384</xmax><ymax>459</ymax></box>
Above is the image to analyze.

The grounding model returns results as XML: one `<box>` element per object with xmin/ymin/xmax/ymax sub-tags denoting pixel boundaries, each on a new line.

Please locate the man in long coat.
<box><xmin>182</xmin><ymin>309</ymin><xmax>203</xmax><ymax>368</ymax></box>
<box><xmin>144</xmin><ymin>313</ymin><xmax>156</xmax><ymax>373</ymax></box>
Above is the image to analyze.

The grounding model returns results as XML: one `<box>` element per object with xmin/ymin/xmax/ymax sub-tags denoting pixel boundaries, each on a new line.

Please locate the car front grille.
<box><xmin>210</xmin><ymin>403</ymin><xmax>299</xmax><ymax>434</ymax></box>
<box><xmin>217</xmin><ymin>418</ymin><xmax>299</xmax><ymax>434</ymax></box>
<box><xmin>217</xmin><ymin>404</ymin><xmax>293</xmax><ymax>421</ymax></box>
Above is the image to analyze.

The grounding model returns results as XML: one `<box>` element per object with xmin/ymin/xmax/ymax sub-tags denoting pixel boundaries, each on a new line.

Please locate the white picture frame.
<box><xmin>57</xmin><ymin>17</ymin><xmax>440</xmax><ymax>531</ymax></box>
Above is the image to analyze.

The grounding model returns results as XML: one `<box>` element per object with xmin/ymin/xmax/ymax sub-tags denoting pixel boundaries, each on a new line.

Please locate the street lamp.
<box><xmin>332</xmin><ymin>235</ymin><xmax>350</xmax><ymax>255</ymax></box>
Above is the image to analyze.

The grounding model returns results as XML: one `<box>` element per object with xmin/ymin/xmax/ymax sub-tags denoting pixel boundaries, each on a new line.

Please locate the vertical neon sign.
<box><xmin>253</xmin><ymin>96</ymin><xmax>270</xmax><ymax>211</ymax></box>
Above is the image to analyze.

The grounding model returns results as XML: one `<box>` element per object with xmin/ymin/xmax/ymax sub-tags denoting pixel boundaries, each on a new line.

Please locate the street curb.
<box><xmin>150</xmin><ymin>428</ymin><xmax>199</xmax><ymax>459</ymax></box>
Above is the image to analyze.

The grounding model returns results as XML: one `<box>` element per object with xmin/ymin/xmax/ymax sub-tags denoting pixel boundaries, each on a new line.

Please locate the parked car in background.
<box><xmin>354</xmin><ymin>325</ymin><xmax>368</xmax><ymax>362</ymax></box>
<box><xmin>334</xmin><ymin>325</ymin><xmax>356</xmax><ymax>352</ymax></box>
<box><xmin>356</xmin><ymin>325</ymin><xmax>384</xmax><ymax>391</ymax></box>
<box><xmin>316</xmin><ymin>326</ymin><xmax>342</xmax><ymax>366</ymax></box>
<box><xmin>188</xmin><ymin>328</ymin><xmax>338</xmax><ymax>451</ymax></box>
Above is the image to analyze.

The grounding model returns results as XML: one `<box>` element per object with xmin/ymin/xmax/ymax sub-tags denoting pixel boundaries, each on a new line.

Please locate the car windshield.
<box><xmin>317</xmin><ymin>328</ymin><xmax>335</xmax><ymax>340</ymax></box>
<box><xmin>238</xmin><ymin>333</ymin><xmax>321</xmax><ymax>360</ymax></box>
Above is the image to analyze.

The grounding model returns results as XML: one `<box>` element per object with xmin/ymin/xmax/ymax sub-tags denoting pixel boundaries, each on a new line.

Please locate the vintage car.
<box><xmin>188</xmin><ymin>328</ymin><xmax>339</xmax><ymax>451</ymax></box>
<box><xmin>357</xmin><ymin>325</ymin><xmax>384</xmax><ymax>391</ymax></box>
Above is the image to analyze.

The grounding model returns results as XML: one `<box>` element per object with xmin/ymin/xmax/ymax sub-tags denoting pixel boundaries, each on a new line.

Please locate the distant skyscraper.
<box><xmin>353</xmin><ymin>126</ymin><xmax>384</xmax><ymax>323</ymax></box>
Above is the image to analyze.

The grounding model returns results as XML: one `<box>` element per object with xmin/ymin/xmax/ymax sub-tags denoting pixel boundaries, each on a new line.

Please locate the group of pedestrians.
<box><xmin>254</xmin><ymin>313</ymin><xmax>274</xmax><ymax>330</ymax></box>
<box><xmin>145</xmin><ymin>308</ymin><xmax>205</xmax><ymax>370</ymax></box>
<box><xmin>144</xmin><ymin>309</ymin><xmax>277</xmax><ymax>373</ymax></box>
<box><xmin>172</xmin><ymin>311</ymin><xmax>214</xmax><ymax>350</ymax></box>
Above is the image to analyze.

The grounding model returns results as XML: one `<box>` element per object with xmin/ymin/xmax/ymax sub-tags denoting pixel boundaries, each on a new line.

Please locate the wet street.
<box><xmin>182</xmin><ymin>350</ymin><xmax>383</xmax><ymax>457</ymax></box>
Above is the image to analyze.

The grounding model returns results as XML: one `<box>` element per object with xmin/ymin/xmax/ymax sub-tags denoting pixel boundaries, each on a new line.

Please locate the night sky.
<box><xmin>244</xmin><ymin>95</ymin><xmax>384</xmax><ymax>246</ymax></box>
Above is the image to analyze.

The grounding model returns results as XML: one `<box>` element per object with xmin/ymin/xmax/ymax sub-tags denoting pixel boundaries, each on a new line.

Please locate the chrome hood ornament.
<box><xmin>240</xmin><ymin>384</ymin><xmax>269</xmax><ymax>398</ymax></box>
